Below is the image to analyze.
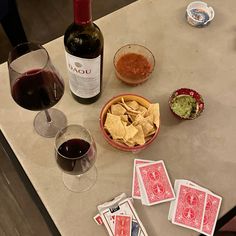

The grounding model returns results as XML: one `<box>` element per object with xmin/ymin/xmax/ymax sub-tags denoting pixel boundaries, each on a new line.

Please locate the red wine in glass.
<box><xmin>8</xmin><ymin>42</ymin><xmax>67</xmax><ymax>137</ymax></box>
<box><xmin>12</xmin><ymin>69</ymin><xmax>64</xmax><ymax>111</ymax></box>
<box><xmin>56</xmin><ymin>138</ymin><xmax>96</xmax><ymax>175</ymax></box>
<box><xmin>55</xmin><ymin>124</ymin><xmax>97</xmax><ymax>192</ymax></box>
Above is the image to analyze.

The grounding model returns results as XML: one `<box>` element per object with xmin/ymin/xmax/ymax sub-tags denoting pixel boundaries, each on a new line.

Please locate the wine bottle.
<box><xmin>64</xmin><ymin>0</ymin><xmax>104</xmax><ymax>104</ymax></box>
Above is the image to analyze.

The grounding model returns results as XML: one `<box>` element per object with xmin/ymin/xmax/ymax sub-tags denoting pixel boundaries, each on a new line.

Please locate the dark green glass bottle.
<box><xmin>64</xmin><ymin>0</ymin><xmax>104</xmax><ymax>104</ymax></box>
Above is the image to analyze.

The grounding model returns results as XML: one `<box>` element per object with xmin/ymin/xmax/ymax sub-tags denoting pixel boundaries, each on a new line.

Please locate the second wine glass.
<box><xmin>8</xmin><ymin>42</ymin><xmax>67</xmax><ymax>138</ymax></box>
<box><xmin>55</xmin><ymin>124</ymin><xmax>97</xmax><ymax>192</ymax></box>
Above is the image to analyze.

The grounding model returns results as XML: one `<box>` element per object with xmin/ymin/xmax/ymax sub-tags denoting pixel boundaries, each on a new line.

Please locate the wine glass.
<box><xmin>55</xmin><ymin>124</ymin><xmax>97</xmax><ymax>192</ymax></box>
<box><xmin>8</xmin><ymin>42</ymin><xmax>67</xmax><ymax>138</ymax></box>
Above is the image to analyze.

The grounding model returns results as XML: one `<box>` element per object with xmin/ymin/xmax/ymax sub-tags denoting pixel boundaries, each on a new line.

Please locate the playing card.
<box><xmin>93</xmin><ymin>213</ymin><xmax>103</xmax><ymax>225</ymax></box>
<box><xmin>136</xmin><ymin>161</ymin><xmax>175</xmax><ymax>206</ymax></box>
<box><xmin>114</xmin><ymin>215</ymin><xmax>132</xmax><ymax>236</ymax></box>
<box><xmin>201</xmin><ymin>193</ymin><xmax>222</xmax><ymax>236</ymax></box>
<box><xmin>172</xmin><ymin>183</ymin><xmax>206</xmax><ymax>231</ymax></box>
<box><xmin>168</xmin><ymin>179</ymin><xmax>189</xmax><ymax>221</ymax></box>
<box><xmin>137</xmin><ymin>173</ymin><xmax>149</xmax><ymax>206</ymax></box>
<box><xmin>132</xmin><ymin>159</ymin><xmax>153</xmax><ymax>199</ymax></box>
<box><xmin>188</xmin><ymin>180</ymin><xmax>211</xmax><ymax>193</ymax></box>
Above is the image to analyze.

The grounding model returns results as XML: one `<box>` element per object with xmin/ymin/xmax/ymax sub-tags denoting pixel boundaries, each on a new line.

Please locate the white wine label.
<box><xmin>65</xmin><ymin>52</ymin><xmax>101</xmax><ymax>98</ymax></box>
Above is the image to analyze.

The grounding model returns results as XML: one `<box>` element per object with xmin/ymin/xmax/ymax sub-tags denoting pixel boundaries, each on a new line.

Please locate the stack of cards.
<box><xmin>94</xmin><ymin>161</ymin><xmax>222</xmax><ymax>236</ymax></box>
<box><xmin>94</xmin><ymin>193</ymin><xmax>148</xmax><ymax>236</ymax></box>
<box><xmin>132</xmin><ymin>159</ymin><xmax>175</xmax><ymax>206</ymax></box>
<box><xmin>168</xmin><ymin>179</ymin><xmax>222</xmax><ymax>236</ymax></box>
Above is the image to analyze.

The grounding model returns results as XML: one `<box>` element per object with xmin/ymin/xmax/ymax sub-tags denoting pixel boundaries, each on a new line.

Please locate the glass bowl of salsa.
<box><xmin>113</xmin><ymin>44</ymin><xmax>155</xmax><ymax>86</ymax></box>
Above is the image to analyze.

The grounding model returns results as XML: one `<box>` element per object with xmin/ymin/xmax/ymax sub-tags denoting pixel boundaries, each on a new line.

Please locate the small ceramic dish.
<box><xmin>113</xmin><ymin>44</ymin><xmax>155</xmax><ymax>86</ymax></box>
<box><xmin>100</xmin><ymin>94</ymin><xmax>160</xmax><ymax>152</ymax></box>
<box><xmin>169</xmin><ymin>88</ymin><xmax>205</xmax><ymax>120</ymax></box>
<box><xmin>186</xmin><ymin>1</ymin><xmax>215</xmax><ymax>27</ymax></box>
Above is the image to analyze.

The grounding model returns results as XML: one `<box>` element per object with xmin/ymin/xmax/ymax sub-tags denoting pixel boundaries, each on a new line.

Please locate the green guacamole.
<box><xmin>171</xmin><ymin>95</ymin><xmax>197</xmax><ymax>119</ymax></box>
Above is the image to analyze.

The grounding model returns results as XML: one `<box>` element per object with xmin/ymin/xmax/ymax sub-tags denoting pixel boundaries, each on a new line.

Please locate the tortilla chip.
<box><xmin>146</xmin><ymin>103</ymin><xmax>160</xmax><ymax>128</ymax></box>
<box><xmin>121</xmin><ymin>97</ymin><xmax>140</xmax><ymax>114</ymax></box>
<box><xmin>120</xmin><ymin>115</ymin><xmax>129</xmax><ymax>123</ymax></box>
<box><xmin>145</xmin><ymin>129</ymin><xmax>156</xmax><ymax>137</ymax></box>
<box><xmin>125</xmin><ymin>114</ymin><xmax>134</xmax><ymax>123</ymax></box>
<box><xmin>145</xmin><ymin>114</ymin><xmax>154</xmax><ymax>124</ymax></box>
<box><xmin>132</xmin><ymin>114</ymin><xmax>154</xmax><ymax>135</ymax></box>
<box><xmin>137</xmin><ymin>105</ymin><xmax>148</xmax><ymax>115</ymax></box>
<box><xmin>133</xmin><ymin>113</ymin><xmax>145</xmax><ymax>125</ymax></box>
<box><xmin>124</xmin><ymin>124</ymin><xmax>138</xmax><ymax>141</ymax></box>
<box><xmin>132</xmin><ymin>125</ymin><xmax>145</xmax><ymax>145</ymax></box>
<box><xmin>111</xmin><ymin>104</ymin><xmax>126</xmax><ymax>116</ymax></box>
<box><xmin>141</xmin><ymin>119</ymin><xmax>155</xmax><ymax>136</ymax></box>
<box><xmin>124</xmin><ymin>140</ymin><xmax>135</xmax><ymax>147</ymax></box>
<box><xmin>126</xmin><ymin>100</ymin><xmax>140</xmax><ymax>110</ymax></box>
<box><xmin>104</xmin><ymin>113</ymin><xmax>125</xmax><ymax>139</ymax></box>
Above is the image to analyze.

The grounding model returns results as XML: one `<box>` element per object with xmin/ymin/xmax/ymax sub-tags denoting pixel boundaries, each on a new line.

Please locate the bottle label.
<box><xmin>65</xmin><ymin>52</ymin><xmax>101</xmax><ymax>98</ymax></box>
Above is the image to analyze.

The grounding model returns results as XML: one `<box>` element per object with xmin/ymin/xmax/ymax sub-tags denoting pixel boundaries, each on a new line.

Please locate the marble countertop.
<box><xmin>0</xmin><ymin>0</ymin><xmax>236</xmax><ymax>235</ymax></box>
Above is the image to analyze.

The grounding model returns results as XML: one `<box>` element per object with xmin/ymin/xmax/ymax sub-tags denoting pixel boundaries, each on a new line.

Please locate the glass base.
<box><xmin>34</xmin><ymin>108</ymin><xmax>67</xmax><ymax>138</ymax></box>
<box><xmin>62</xmin><ymin>166</ymin><xmax>97</xmax><ymax>193</ymax></box>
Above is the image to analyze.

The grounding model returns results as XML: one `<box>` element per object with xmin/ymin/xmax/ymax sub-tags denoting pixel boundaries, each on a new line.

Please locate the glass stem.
<box><xmin>44</xmin><ymin>109</ymin><xmax>52</xmax><ymax>123</ymax></box>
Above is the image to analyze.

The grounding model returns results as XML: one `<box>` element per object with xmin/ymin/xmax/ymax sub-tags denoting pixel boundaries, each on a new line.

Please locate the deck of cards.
<box><xmin>94</xmin><ymin>193</ymin><xmax>148</xmax><ymax>236</ymax></box>
<box><xmin>168</xmin><ymin>179</ymin><xmax>222</xmax><ymax>236</ymax></box>
<box><xmin>132</xmin><ymin>159</ymin><xmax>175</xmax><ymax>205</ymax></box>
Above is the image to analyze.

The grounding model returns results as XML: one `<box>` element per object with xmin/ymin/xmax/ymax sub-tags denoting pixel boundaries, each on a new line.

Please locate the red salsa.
<box><xmin>116</xmin><ymin>53</ymin><xmax>151</xmax><ymax>80</ymax></box>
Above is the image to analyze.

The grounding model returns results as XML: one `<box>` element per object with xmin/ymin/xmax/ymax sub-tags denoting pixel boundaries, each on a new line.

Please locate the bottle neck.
<box><xmin>74</xmin><ymin>0</ymin><xmax>92</xmax><ymax>25</ymax></box>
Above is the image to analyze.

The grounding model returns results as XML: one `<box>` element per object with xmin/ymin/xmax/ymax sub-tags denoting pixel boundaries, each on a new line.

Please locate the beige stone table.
<box><xmin>0</xmin><ymin>0</ymin><xmax>236</xmax><ymax>235</ymax></box>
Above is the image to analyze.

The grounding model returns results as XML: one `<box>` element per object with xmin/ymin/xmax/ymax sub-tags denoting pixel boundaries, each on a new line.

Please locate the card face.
<box><xmin>114</xmin><ymin>215</ymin><xmax>132</xmax><ymax>236</ymax></box>
<box><xmin>99</xmin><ymin>198</ymin><xmax>148</xmax><ymax>236</ymax></box>
<box><xmin>172</xmin><ymin>184</ymin><xmax>206</xmax><ymax>231</ymax></box>
<box><xmin>202</xmin><ymin>193</ymin><xmax>222</xmax><ymax>236</ymax></box>
<box><xmin>132</xmin><ymin>159</ymin><xmax>153</xmax><ymax>199</ymax></box>
<box><xmin>136</xmin><ymin>161</ymin><xmax>175</xmax><ymax>205</ymax></box>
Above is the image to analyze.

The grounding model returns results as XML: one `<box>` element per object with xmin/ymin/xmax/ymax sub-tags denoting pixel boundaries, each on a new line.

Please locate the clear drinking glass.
<box><xmin>8</xmin><ymin>42</ymin><xmax>67</xmax><ymax>138</ymax></box>
<box><xmin>55</xmin><ymin>124</ymin><xmax>97</xmax><ymax>192</ymax></box>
